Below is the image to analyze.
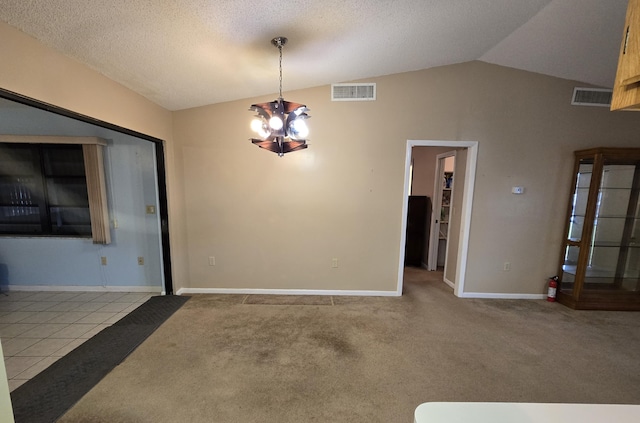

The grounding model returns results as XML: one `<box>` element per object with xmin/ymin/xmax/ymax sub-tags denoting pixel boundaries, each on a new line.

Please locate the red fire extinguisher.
<box><xmin>547</xmin><ymin>276</ymin><xmax>558</xmax><ymax>302</ymax></box>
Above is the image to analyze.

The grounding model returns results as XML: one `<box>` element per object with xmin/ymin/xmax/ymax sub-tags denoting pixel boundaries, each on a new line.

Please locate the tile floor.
<box><xmin>0</xmin><ymin>290</ymin><xmax>154</xmax><ymax>391</ymax></box>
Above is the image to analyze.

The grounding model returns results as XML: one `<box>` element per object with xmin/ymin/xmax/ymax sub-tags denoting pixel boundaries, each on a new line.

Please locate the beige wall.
<box><xmin>410</xmin><ymin>147</ymin><xmax>454</xmax><ymax>198</ymax></box>
<box><xmin>174</xmin><ymin>61</ymin><xmax>640</xmax><ymax>295</ymax></box>
<box><xmin>173</xmin><ymin>86</ymin><xmax>403</xmax><ymax>292</ymax></box>
<box><xmin>3</xmin><ymin>19</ymin><xmax>640</xmax><ymax>296</ymax></box>
<box><xmin>459</xmin><ymin>62</ymin><xmax>639</xmax><ymax>294</ymax></box>
<box><xmin>0</xmin><ymin>22</ymin><xmax>189</xmax><ymax>293</ymax></box>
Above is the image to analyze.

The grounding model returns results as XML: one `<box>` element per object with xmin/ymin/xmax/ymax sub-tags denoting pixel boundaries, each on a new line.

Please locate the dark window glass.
<box><xmin>0</xmin><ymin>143</ymin><xmax>91</xmax><ymax>237</ymax></box>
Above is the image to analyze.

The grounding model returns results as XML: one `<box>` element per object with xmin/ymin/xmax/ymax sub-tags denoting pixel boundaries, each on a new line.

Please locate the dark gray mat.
<box><xmin>10</xmin><ymin>295</ymin><xmax>189</xmax><ymax>423</ymax></box>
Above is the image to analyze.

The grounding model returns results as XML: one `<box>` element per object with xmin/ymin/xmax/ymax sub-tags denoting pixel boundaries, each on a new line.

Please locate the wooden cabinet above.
<box><xmin>612</xmin><ymin>0</ymin><xmax>640</xmax><ymax>110</ymax></box>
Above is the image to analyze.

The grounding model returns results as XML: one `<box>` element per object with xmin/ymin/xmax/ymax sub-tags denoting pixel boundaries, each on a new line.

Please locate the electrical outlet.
<box><xmin>101</xmin><ymin>256</ymin><xmax>107</xmax><ymax>265</ymax></box>
<box><xmin>331</xmin><ymin>258</ymin><xmax>339</xmax><ymax>268</ymax></box>
<box><xmin>503</xmin><ymin>262</ymin><xmax>511</xmax><ymax>271</ymax></box>
<box><xmin>209</xmin><ymin>256</ymin><xmax>215</xmax><ymax>266</ymax></box>
<box><xmin>138</xmin><ymin>256</ymin><xmax>144</xmax><ymax>265</ymax></box>
<box><xmin>146</xmin><ymin>205</ymin><xmax>156</xmax><ymax>214</ymax></box>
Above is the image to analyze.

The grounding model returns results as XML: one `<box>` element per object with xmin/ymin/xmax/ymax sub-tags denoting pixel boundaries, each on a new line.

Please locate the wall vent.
<box><xmin>571</xmin><ymin>87</ymin><xmax>612</xmax><ymax>107</ymax></box>
<box><xmin>331</xmin><ymin>83</ymin><xmax>376</xmax><ymax>101</ymax></box>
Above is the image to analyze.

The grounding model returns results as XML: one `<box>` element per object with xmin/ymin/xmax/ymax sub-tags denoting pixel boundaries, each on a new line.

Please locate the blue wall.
<box><xmin>0</xmin><ymin>100</ymin><xmax>163</xmax><ymax>291</ymax></box>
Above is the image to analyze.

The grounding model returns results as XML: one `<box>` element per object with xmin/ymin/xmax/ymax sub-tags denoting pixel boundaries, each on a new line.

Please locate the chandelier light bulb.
<box><xmin>251</xmin><ymin>118</ymin><xmax>270</xmax><ymax>139</ymax></box>
<box><xmin>250</xmin><ymin>118</ymin><xmax>263</xmax><ymax>133</ymax></box>
<box><xmin>269</xmin><ymin>116</ymin><xmax>283</xmax><ymax>130</ymax></box>
<box><xmin>289</xmin><ymin>119</ymin><xmax>309</xmax><ymax>139</ymax></box>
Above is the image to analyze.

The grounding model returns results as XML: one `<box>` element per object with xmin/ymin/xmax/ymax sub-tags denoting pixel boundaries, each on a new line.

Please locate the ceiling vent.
<box><xmin>571</xmin><ymin>87</ymin><xmax>612</xmax><ymax>107</ymax></box>
<box><xmin>331</xmin><ymin>83</ymin><xmax>376</xmax><ymax>101</ymax></box>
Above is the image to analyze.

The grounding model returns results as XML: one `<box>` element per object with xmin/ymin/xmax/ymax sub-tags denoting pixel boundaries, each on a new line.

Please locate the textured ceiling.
<box><xmin>0</xmin><ymin>0</ymin><xmax>628</xmax><ymax>111</ymax></box>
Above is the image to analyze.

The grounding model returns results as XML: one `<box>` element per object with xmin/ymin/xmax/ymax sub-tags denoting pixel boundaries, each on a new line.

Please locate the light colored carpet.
<box><xmin>58</xmin><ymin>268</ymin><xmax>640</xmax><ymax>422</ymax></box>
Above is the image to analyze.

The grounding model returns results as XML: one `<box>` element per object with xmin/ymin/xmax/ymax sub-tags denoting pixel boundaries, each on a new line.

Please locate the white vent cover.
<box><xmin>571</xmin><ymin>87</ymin><xmax>612</xmax><ymax>107</ymax></box>
<box><xmin>331</xmin><ymin>83</ymin><xmax>376</xmax><ymax>101</ymax></box>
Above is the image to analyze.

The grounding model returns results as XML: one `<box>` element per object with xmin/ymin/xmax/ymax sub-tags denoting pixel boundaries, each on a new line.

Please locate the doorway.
<box><xmin>397</xmin><ymin>140</ymin><xmax>478</xmax><ymax>297</ymax></box>
<box><xmin>0</xmin><ymin>89</ymin><xmax>172</xmax><ymax>295</ymax></box>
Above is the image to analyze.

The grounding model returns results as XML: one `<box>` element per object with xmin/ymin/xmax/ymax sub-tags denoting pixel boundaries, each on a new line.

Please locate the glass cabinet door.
<box><xmin>583</xmin><ymin>163</ymin><xmax>640</xmax><ymax>292</ymax></box>
<box><xmin>560</xmin><ymin>160</ymin><xmax>592</xmax><ymax>294</ymax></box>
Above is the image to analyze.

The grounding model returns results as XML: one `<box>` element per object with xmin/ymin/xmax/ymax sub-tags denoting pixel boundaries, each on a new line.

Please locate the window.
<box><xmin>0</xmin><ymin>136</ymin><xmax>110</xmax><ymax>243</ymax></box>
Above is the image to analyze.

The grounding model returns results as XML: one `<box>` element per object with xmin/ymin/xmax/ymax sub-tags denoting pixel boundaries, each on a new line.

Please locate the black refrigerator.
<box><xmin>404</xmin><ymin>196</ymin><xmax>431</xmax><ymax>267</ymax></box>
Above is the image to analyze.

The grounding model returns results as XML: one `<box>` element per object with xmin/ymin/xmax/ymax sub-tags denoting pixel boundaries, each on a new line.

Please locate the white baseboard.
<box><xmin>459</xmin><ymin>292</ymin><xmax>546</xmax><ymax>300</ymax></box>
<box><xmin>176</xmin><ymin>287</ymin><xmax>400</xmax><ymax>297</ymax></box>
<box><xmin>5</xmin><ymin>285</ymin><xmax>162</xmax><ymax>293</ymax></box>
<box><xmin>443</xmin><ymin>277</ymin><xmax>455</xmax><ymax>289</ymax></box>
<box><xmin>175</xmin><ymin>287</ymin><xmax>543</xmax><ymax>300</ymax></box>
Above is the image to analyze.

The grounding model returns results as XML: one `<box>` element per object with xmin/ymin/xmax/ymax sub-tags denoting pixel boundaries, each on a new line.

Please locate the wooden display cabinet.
<box><xmin>557</xmin><ymin>148</ymin><xmax>640</xmax><ymax>310</ymax></box>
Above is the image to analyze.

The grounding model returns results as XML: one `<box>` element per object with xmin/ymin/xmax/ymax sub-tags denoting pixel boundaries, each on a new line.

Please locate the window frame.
<box><xmin>0</xmin><ymin>135</ymin><xmax>110</xmax><ymax>244</ymax></box>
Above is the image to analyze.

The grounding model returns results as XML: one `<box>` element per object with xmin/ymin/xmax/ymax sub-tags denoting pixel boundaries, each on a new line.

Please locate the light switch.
<box><xmin>146</xmin><ymin>205</ymin><xmax>156</xmax><ymax>214</ymax></box>
<box><xmin>511</xmin><ymin>186</ymin><xmax>524</xmax><ymax>194</ymax></box>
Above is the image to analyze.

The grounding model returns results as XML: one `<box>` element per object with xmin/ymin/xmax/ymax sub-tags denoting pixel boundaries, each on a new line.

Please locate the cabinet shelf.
<box><xmin>562</xmin><ymin>264</ymin><xmax>640</xmax><ymax>279</ymax></box>
<box><xmin>566</xmin><ymin>239</ymin><xmax>640</xmax><ymax>248</ymax></box>
<box><xmin>591</xmin><ymin>242</ymin><xmax>640</xmax><ymax>248</ymax></box>
<box><xmin>571</xmin><ymin>214</ymin><xmax>640</xmax><ymax>218</ymax></box>
<box><xmin>436</xmin><ymin>171</ymin><xmax>454</xmax><ymax>255</ymax></box>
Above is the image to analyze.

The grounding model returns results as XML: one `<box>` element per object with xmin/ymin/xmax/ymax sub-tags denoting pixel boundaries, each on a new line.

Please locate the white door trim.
<box><xmin>397</xmin><ymin>140</ymin><xmax>478</xmax><ymax>297</ymax></box>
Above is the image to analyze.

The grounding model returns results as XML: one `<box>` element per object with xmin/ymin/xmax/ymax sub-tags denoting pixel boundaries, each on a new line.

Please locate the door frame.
<box><xmin>397</xmin><ymin>140</ymin><xmax>478</xmax><ymax>297</ymax></box>
<box><xmin>427</xmin><ymin>151</ymin><xmax>457</xmax><ymax>271</ymax></box>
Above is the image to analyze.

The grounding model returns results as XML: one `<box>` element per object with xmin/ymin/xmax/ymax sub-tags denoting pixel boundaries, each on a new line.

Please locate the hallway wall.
<box><xmin>0</xmin><ymin>102</ymin><xmax>163</xmax><ymax>290</ymax></box>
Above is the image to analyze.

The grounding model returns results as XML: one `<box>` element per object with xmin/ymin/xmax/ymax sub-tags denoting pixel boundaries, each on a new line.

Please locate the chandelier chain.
<box><xmin>278</xmin><ymin>43</ymin><xmax>283</xmax><ymax>100</ymax></box>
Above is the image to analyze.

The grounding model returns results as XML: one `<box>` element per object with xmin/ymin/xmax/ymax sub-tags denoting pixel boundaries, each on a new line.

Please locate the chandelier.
<box><xmin>249</xmin><ymin>37</ymin><xmax>310</xmax><ymax>157</ymax></box>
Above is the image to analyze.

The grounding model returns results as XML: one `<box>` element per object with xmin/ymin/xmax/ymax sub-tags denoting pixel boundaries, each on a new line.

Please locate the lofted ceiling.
<box><xmin>0</xmin><ymin>0</ymin><xmax>629</xmax><ymax>111</ymax></box>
